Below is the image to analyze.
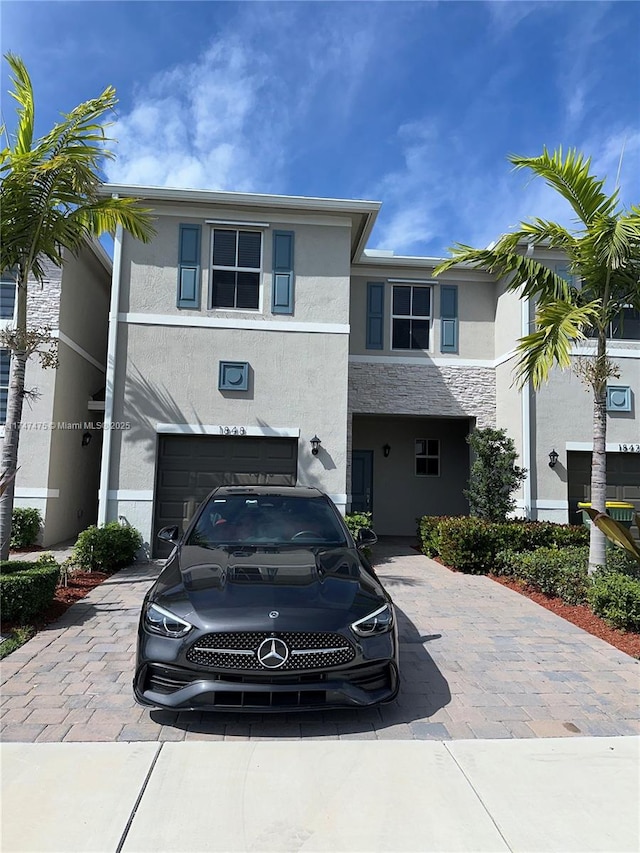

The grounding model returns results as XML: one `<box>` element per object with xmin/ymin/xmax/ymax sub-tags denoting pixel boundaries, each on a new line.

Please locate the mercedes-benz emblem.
<box><xmin>269</xmin><ymin>610</ymin><xmax>279</xmax><ymax>619</ymax></box>
<box><xmin>257</xmin><ymin>637</ymin><xmax>289</xmax><ymax>669</ymax></box>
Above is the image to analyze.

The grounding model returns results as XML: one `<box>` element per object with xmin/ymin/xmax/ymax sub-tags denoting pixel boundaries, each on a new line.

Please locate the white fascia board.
<box><xmin>120</xmin><ymin>313</ymin><xmax>350</xmax><ymax>335</ymax></box>
<box><xmin>15</xmin><ymin>488</ymin><xmax>60</xmax><ymax>499</ymax></box>
<box><xmin>571</xmin><ymin>344</ymin><xmax>639</xmax><ymax>359</ymax></box>
<box><xmin>100</xmin><ymin>183</ymin><xmax>381</xmax><ymax>216</ymax></box>
<box><xmin>53</xmin><ymin>331</ymin><xmax>106</xmax><ymax>372</ymax></box>
<box><xmin>85</xmin><ymin>237</ymin><xmax>113</xmax><ymax>272</ymax></box>
<box><xmin>108</xmin><ymin>490</ymin><xmax>154</xmax><ymax>501</ymax></box>
<box><xmin>156</xmin><ymin>424</ymin><xmax>301</xmax><ymax>438</ymax></box>
<box><xmin>349</xmin><ymin>354</ymin><xmax>496</xmax><ymax>368</ymax></box>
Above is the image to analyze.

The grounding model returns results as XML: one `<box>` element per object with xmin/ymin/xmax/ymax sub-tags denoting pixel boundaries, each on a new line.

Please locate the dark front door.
<box><xmin>351</xmin><ymin>450</ymin><xmax>374</xmax><ymax>513</ymax></box>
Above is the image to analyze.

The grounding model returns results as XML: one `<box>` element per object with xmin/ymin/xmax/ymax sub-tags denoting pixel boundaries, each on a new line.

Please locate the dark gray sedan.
<box><xmin>134</xmin><ymin>486</ymin><xmax>399</xmax><ymax>712</ymax></box>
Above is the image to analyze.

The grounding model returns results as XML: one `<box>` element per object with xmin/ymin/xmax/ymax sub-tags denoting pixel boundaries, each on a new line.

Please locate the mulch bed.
<box><xmin>490</xmin><ymin>574</ymin><xmax>640</xmax><ymax>660</ymax></box>
<box><xmin>2</xmin><ymin>571</ymin><xmax>109</xmax><ymax>636</ymax></box>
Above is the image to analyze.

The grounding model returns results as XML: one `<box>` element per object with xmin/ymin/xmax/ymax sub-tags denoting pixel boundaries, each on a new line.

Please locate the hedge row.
<box><xmin>418</xmin><ymin>514</ymin><xmax>640</xmax><ymax>632</ymax></box>
<box><xmin>0</xmin><ymin>555</ymin><xmax>61</xmax><ymax>622</ymax></box>
<box><xmin>418</xmin><ymin>515</ymin><xmax>588</xmax><ymax>574</ymax></box>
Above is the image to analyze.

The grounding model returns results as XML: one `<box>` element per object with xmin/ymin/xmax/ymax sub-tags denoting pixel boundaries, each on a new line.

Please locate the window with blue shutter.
<box><xmin>440</xmin><ymin>284</ymin><xmax>458</xmax><ymax>353</ymax></box>
<box><xmin>271</xmin><ymin>231</ymin><xmax>294</xmax><ymax>314</ymax></box>
<box><xmin>177</xmin><ymin>224</ymin><xmax>201</xmax><ymax>309</ymax></box>
<box><xmin>0</xmin><ymin>349</ymin><xmax>10</xmax><ymax>424</ymax></box>
<box><xmin>366</xmin><ymin>282</ymin><xmax>385</xmax><ymax>349</ymax></box>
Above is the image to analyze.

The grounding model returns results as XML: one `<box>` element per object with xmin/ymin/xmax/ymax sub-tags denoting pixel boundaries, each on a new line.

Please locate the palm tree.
<box><xmin>434</xmin><ymin>147</ymin><xmax>640</xmax><ymax>572</ymax></box>
<box><xmin>0</xmin><ymin>54</ymin><xmax>155</xmax><ymax>560</ymax></box>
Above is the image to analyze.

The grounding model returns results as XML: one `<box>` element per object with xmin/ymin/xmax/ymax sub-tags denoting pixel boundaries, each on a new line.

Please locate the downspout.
<box><xmin>97</xmin><ymin>218</ymin><xmax>123</xmax><ymax>525</ymax></box>
<box><xmin>521</xmin><ymin>244</ymin><xmax>533</xmax><ymax>519</ymax></box>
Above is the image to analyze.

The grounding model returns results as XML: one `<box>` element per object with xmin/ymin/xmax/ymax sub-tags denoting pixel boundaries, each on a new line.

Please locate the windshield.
<box><xmin>186</xmin><ymin>494</ymin><xmax>349</xmax><ymax>548</ymax></box>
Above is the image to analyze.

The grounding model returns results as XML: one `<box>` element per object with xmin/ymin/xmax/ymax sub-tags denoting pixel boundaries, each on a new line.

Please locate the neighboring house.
<box><xmin>94</xmin><ymin>184</ymin><xmax>639</xmax><ymax>556</ymax></box>
<box><xmin>0</xmin><ymin>242</ymin><xmax>112</xmax><ymax>546</ymax></box>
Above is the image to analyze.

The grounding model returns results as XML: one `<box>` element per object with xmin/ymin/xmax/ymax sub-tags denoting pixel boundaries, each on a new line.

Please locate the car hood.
<box><xmin>152</xmin><ymin>544</ymin><xmax>387</xmax><ymax>633</ymax></box>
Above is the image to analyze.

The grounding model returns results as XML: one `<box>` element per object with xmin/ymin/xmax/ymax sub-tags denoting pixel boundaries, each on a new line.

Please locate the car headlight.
<box><xmin>350</xmin><ymin>603</ymin><xmax>393</xmax><ymax>637</ymax></box>
<box><xmin>144</xmin><ymin>602</ymin><xmax>193</xmax><ymax>638</ymax></box>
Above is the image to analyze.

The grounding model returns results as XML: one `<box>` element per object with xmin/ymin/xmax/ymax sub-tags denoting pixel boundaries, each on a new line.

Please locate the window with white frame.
<box><xmin>415</xmin><ymin>439</ymin><xmax>439</xmax><ymax>476</ymax></box>
<box><xmin>0</xmin><ymin>350</ymin><xmax>10</xmax><ymax>424</ymax></box>
<box><xmin>586</xmin><ymin>306</ymin><xmax>640</xmax><ymax>341</ymax></box>
<box><xmin>211</xmin><ymin>229</ymin><xmax>261</xmax><ymax>309</ymax></box>
<box><xmin>392</xmin><ymin>285</ymin><xmax>431</xmax><ymax>350</ymax></box>
<box><xmin>1</xmin><ymin>278</ymin><xmax>17</xmax><ymax>320</ymax></box>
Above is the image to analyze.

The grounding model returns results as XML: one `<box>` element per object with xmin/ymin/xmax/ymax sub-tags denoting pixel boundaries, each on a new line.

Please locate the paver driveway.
<box><xmin>1</xmin><ymin>540</ymin><xmax>639</xmax><ymax>742</ymax></box>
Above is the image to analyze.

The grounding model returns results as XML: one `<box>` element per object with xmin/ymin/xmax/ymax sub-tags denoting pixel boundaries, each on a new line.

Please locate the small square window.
<box><xmin>416</xmin><ymin>437</ymin><xmax>439</xmax><ymax>477</ymax></box>
<box><xmin>219</xmin><ymin>361</ymin><xmax>249</xmax><ymax>392</ymax></box>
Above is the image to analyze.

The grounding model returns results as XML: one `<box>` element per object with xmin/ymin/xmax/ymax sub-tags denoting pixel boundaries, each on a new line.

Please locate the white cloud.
<box><xmin>105</xmin><ymin>7</ymin><xmax>384</xmax><ymax>191</ymax></box>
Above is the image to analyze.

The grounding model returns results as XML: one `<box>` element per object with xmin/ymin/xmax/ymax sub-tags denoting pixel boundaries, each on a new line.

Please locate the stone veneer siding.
<box><xmin>26</xmin><ymin>259</ymin><xmax>62</xmax><ymax>329</ymax></box>
<box><xmin>348</xmin><ymin>363</ymin><xmax>496</xmax><ymax>427</ymax></box>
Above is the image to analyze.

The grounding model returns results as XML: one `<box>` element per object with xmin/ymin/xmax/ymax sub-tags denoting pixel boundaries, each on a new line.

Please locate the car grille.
<box><xmin>186</xmin><ymin>631</ymin><xmax>355</xmax><ymax>671</ymax></box>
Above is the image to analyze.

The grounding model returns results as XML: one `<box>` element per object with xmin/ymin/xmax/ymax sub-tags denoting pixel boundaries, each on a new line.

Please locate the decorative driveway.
<box><xmin>1</xmin><ymin>540</ymin><xmax>639</xmax><ymax>742</ymax></box>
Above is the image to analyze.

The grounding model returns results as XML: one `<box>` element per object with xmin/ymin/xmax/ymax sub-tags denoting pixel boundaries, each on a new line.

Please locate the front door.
<box><xmin>352</xmin><ymin>450</ymin><xmax>374</xmax><ymax>513</ymax></box>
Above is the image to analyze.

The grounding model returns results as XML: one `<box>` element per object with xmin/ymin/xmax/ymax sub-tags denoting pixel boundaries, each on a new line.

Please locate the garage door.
<box><xmin>567</xmin><ymin>451</ymin><xmax>640</xmax><ymax>526</ymax></box>
<box><xmin>153</xmin><ymin>435</ymin><xmax>298</xmax><ymax>556</ymax></box>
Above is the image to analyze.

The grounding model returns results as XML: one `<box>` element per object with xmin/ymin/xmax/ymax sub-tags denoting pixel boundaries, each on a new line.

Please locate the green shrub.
<box><xmin>72</xmin><ymin>522</ymin><xmax>142</xmax><ymax>573</ymax></box>
<box><xmin>437</xmin><ymin>517</ymin><xmax>500</xmax><ymax>573</ymax></box>
<box><xmin>429</xmin><ymin>516</ymin><xmax>588</xmax><ymax>574</ymax></box>
<box><xmin>344</xmin><ymin>512</ymin><xmax>373</xmax><ymax>540</ymax></box>
<box><xmin>504</xmin><ymin>546</ymin><xmax>590</xmax><ymax>605</ymax></box>
<box><xmin>465</xmin><ymin>427</ymin><xmax>527</xmax><ymax>522</ymax></box>
<box><xmin>0</xmin><ymin>555</ymin><xmax>60</xmax><ymax>622</ymax></box>
<box><xmin>606</xmin><ymin>548</ymin><xmax>640</xmax><ymax>579</ymax></box>
<box><xmin>0</xmin><ymin>626</ymin><xmax>35</xmax><ymax>660</ymax></box>
<box><xmin>10</xmin><ymin>507</ymin><xmax>42</xmax><ymax>549</ymax></box>
<box><xmin>417</xmin><ymin>516</ymin><xmax>458</xmax><ymax>557</ymax></box>
<box><xmin>588</xmin><ymin>571</ymin><xmax>640</xmax><ymax>631</ymax></box>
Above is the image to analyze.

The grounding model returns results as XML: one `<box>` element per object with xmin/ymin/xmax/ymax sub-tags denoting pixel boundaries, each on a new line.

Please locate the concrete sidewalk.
<box><xmin>2</xmin><ymin>737</ymin><xmax>639</xmax><ymax>852</ymax></box>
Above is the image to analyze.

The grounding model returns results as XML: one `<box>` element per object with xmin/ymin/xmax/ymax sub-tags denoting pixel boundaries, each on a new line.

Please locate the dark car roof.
<box><xmin>208</xmin><ymin>486</ymin><xmax>326</xmax><ymax>499</ymax></box>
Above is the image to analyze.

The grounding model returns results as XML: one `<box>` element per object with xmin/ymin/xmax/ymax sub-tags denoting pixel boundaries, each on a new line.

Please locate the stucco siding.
<box><xmin>120</xmin><ymin>213</ymin><xmax>352</xmax><ymax>325</ymax></box>
<box><xmin>105</xmin><ymin>323</ymin><xmax>350</xmax><ymax>541</ymax></box>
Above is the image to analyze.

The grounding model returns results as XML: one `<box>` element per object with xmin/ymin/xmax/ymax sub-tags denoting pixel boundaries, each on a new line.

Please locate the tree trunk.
<box><xmin>588</xmin><ymin>331</ymin><xmax>608</xmax><ymax>573</ymax></box>
<box><xmin>0</xmin><ymin>276</ymin><xmax>28</xmax><ymax>561</ymax></box>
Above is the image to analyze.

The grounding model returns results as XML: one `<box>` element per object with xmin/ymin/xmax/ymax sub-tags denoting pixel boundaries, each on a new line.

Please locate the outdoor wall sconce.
<box><xmin>383</xmin><ymin>443</ymin><xmax>391</xmax><ymax>458</ymax></box>
<box><xmin>310</xmin><ymin>435</ymin><xmax>322</xmax><ymax>456</ymax></box>
<box><xmin>548</xmin><ymin>449</ymin><xmax>559</xmax><ymax>468</ymax></box>
<box><xmin>81</xmin><ymin>431</ymin><xmax>92</xmax><ymax>447</ymax></box>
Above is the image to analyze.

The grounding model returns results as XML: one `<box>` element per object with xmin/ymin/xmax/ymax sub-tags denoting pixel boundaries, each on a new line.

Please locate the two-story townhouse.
<box><xmin>1</xmin><ymin>241</ymin><xmax>112</xmax><ymax>546</ymax></box>
<box><xmin>97</xmin><ymin>186</ymin><xmax>381</xmax><ymax>555</ymax></box>
<box><xmin>90</xmin><ymin>184</ymin><xmax>640</xmax><ymax>554</ymax></box>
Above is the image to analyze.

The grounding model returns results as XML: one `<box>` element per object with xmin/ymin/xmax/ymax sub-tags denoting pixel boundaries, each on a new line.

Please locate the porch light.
<box><xmin>310</xmin><ymin>435</ymin><xmax>322</xmax><ymax>456</ymax></box>
<box><xmin>548</xmin><ymin>449</ymin><xmax>559</xmax><ymax>468</ymax></box>
<box><xmin>81</xmin><ymin>431</ymin><xmax>92</xmax><ymax>447</ymax></box>
<box><xmin>383</xmin><ymin>443</ymin><xmax>391</xmax><ymax>458</ymax></box>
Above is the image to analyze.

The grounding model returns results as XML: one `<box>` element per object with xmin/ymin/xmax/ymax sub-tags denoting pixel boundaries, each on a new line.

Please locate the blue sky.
<box><xmin>2</xmin><ymin>1</ymin><xmax>639</xmax><ymax>257</ymax></box>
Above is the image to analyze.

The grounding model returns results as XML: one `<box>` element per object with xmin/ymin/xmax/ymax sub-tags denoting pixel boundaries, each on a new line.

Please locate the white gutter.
<box><xmin>521</xmin><ymin>246</ymin><xmax>533</xmax><ymax>519</ymax></box>
<box><xmin>97</xmin><ymin>219</ymin><xmax>123</xmax><ymax>525</ymax></box>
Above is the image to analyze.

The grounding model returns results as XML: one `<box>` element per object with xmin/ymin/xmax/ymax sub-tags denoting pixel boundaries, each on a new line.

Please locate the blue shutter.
<box><xmin>177</xmin><ymin>224</ymin><xmax>201</xmax><ymax>309</ymax></box>
<box><xmin>272</xmin><ymin>231</ymin><xmax>294</xmax><ymax>314</ymax></box>
<box><xmin>366</xmin><ymin>283</ymin><xmax>384</xmax><ymax>349</ymax></box>
<box><xmin>440</xmin><ymin>285</ymin><xmax>458</xmax><ymax>353</ymax></box>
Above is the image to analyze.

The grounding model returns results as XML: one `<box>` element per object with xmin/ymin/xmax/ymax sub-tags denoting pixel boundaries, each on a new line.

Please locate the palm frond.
<box><xmin>4</xmin><ymin>53</ymin><xmax>34</xmax><ymax>156</ymax></box>
<box><xmin>509</xmin><ymin>146</ymin><xmax>619</xmax><ymax>226</ymax></box>
<box><xmin>514</xmin><ymin>299</ymin><xmax>600</xmax><ymax>389</ymax></box>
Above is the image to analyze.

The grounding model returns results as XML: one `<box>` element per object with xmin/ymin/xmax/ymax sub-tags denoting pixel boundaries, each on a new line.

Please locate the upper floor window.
<box><xmin>0</xmin><ymin>349</ymin><xmax>10</xmax><ymax>424</ymax></box>
<box><xmin>609</xmin><ymin>307</ymin><xmax>640</xmax><ymax>340</ymax></box>
<box><xmin>1</xmin><ymin>278</ymin><xmax>17</xmax><ymax>320</ymax></box>
<box><xmin>392</xmin><ymin>285</ymin><xmax>431</xmax><ymax>350</ymax></box>
<box><xmin>211</xmin><ymin>229</ymin><xmax>261</xmax><ymax>310</ymax></box>
<box><xmin>586</xmin><ymin>307</ymin><xmax>640</xmax><ymax>341</ymax></box>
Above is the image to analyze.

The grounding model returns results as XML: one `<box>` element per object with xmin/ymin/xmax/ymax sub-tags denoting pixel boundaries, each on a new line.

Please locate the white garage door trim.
<box><xmin>566</xmin><ymin>442</ymin><xmax>640</xmax><ymax>453</ymax></box>
<box><xmin>156</xmin><ymin>423</ymin><xmax>300</xmax><ymax>438</ymax></box>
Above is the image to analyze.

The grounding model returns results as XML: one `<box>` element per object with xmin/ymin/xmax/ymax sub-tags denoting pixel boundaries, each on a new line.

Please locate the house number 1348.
<box><xmin>219</xmin><ymin>426</ymin><xmax>247</xmax><ymax>435</ymax></box>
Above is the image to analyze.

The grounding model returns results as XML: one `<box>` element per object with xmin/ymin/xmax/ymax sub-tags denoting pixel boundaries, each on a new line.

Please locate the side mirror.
<box><xmin>158</xmin><ymin>525</ymin><xmax>181</xmax><ymax>544</ymax></box>
<box><xmin>356</xmin><ymin>528</ymin><xmax>378</xmax><ymax>549</ymax></box>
